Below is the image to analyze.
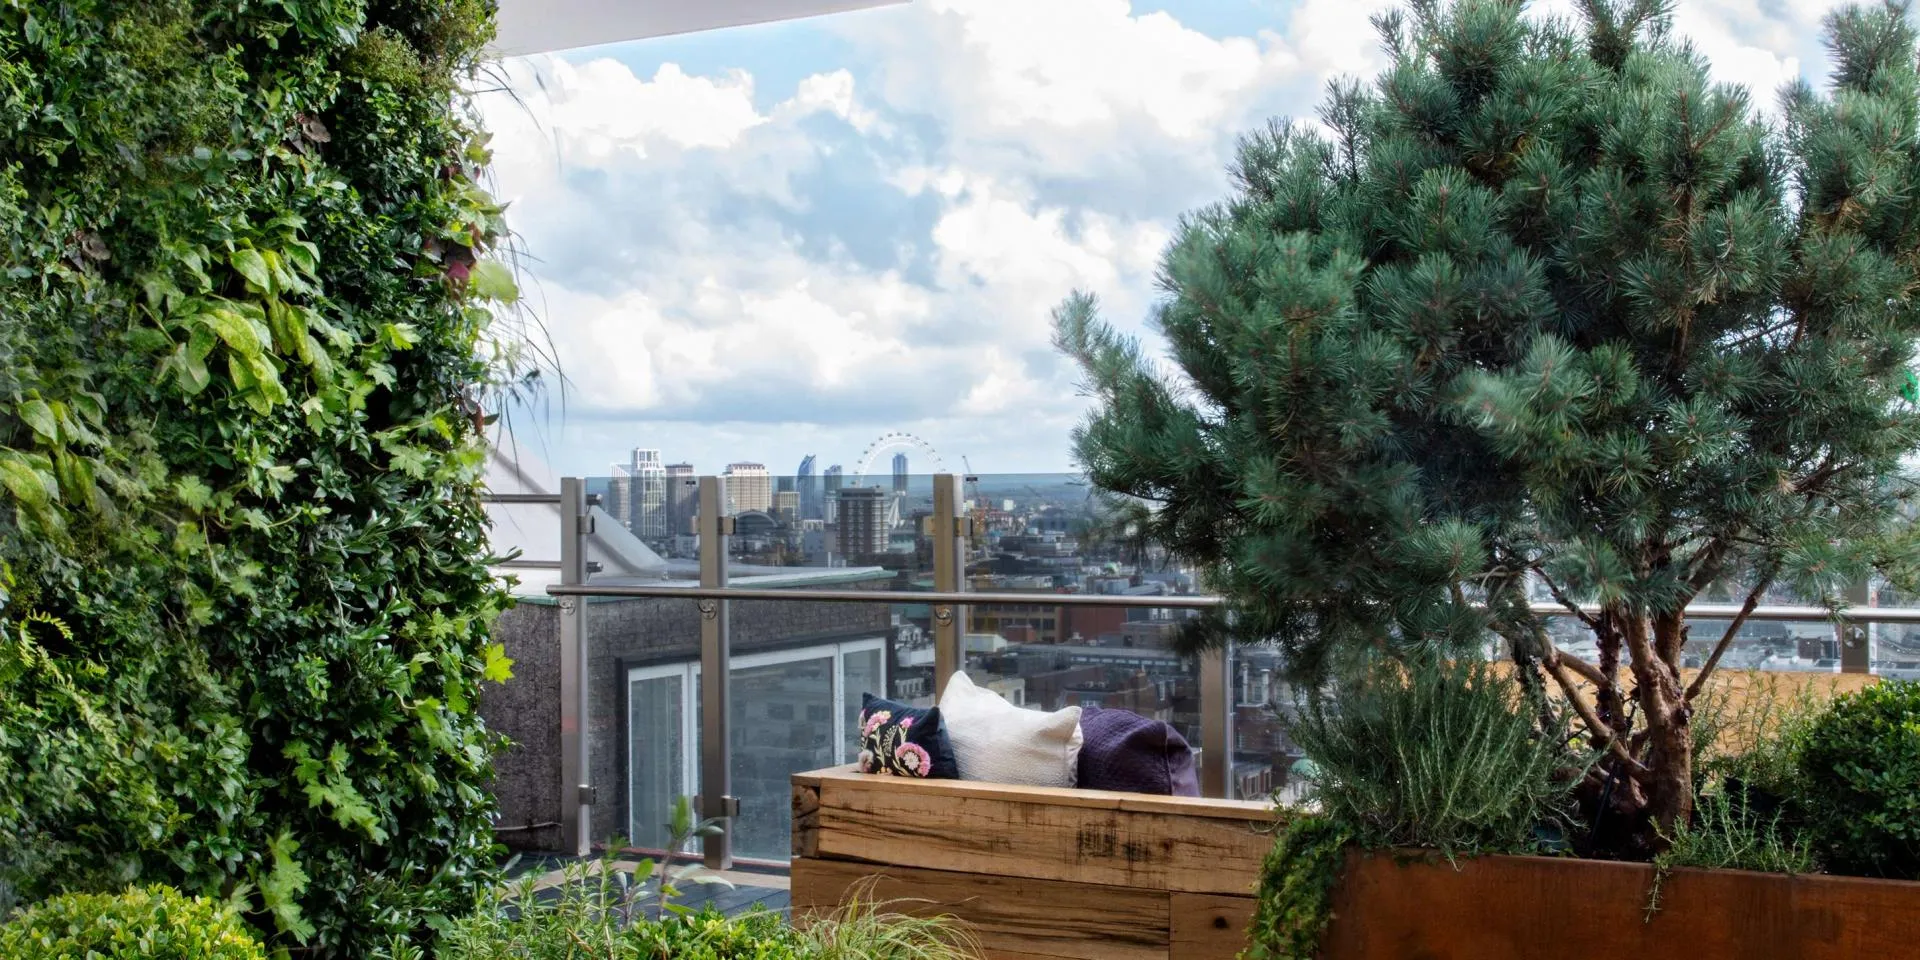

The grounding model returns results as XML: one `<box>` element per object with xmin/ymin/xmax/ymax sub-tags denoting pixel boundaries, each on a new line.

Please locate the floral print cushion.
<box><xmin>857</xmin><ymin>694</ymin><xmax>959</xmax><ymax>779</ymax></box>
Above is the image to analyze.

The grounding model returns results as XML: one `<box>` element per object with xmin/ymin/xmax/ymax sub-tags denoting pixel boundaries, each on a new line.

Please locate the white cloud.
<box><xmin>484</xmin><ymin>0</ymin><xmax>1867</xmax><ymax>476</ymax></box>
<box><xmin>543</xmin><ymin>60</ymin><xmax>764</xmax><ymax>157</ymax></box>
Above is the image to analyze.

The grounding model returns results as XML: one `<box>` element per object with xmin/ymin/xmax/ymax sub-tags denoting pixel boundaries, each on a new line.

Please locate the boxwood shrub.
<box><xmin>1795</xmin><ymin>680</ymin><xmax>1920</xmax><ymax>879</ymax></box>
<box><xmin>0</xmin><ymin>0</ymin><xmax>517</xmax><ymax>954</ymax></box>
<box><xmin>0</xmin><ymin>885</ymin><xmax>265</xmax><ymax>960</ymax></box>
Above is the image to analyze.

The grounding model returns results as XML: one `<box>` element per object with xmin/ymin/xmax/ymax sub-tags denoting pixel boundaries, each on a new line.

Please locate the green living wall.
<box><xmin>0</xmin><ymin>1</ymin><xmax>517</xmax><ymax>954</ymax></box>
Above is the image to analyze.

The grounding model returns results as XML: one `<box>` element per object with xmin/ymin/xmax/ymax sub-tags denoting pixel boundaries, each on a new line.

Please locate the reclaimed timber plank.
<box><xmin>811</xmin><ymin>775</ymin><xmax>1273</xmax><ymax>896</ymax></box>
<box><xmin>804</xmin><ymin>766</ymin><xmax>1274</xmax><ymax>822</ymax></box>
<box><xmin>791</xmin><ymin>857</ymin><xmax>1170</xmax><ymax>960</ymax></box>
<box><xmin>1167</xmin><ymin>893</ymin><xmax>1256</xmax><ymax>960</ymax></box>
<box><xmin>792</xmin><ymin>778</ymin><xmax>821</xmax><ymax>858</ymax></box>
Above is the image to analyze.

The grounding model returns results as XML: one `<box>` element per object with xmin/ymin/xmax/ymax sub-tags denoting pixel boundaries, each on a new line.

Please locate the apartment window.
<box><xmin>625</xmin><ymin>637</ymin><xmax>885</xmax><ymax>861</ymax></box>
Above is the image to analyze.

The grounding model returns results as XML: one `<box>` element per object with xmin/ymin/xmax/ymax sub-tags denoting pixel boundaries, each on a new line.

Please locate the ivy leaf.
<box><xmin>230</xmin><ymin>248</ymin><xmax>273</xmax><ymax>293</ymax></box>
<box><xmin>382</xmin><ymin>322</ymin><xmax>420</xmax><ymax>350</ymax></box>
<box><xmin>261</xmin><ymin>829</ymin><xmax>316</xmax><ymax>943</ymax></box>
<box><xmin>387</xmin><ymin>444</ymin><xmax>432</xmax><ymax>479</ymax></box>
<box><xmin>468</xmin><ymin>260</ymin><xmax>518</xmax><ymax>302</ymax></box>
<box><xmin>482</xmin><ymin>642</ymin><xmax>514</xmax><ymax>683</ymax></box>
<box><xmin>415</xmin><ymin>697</ymin><xmax>457</xmax><ymax>754</ymax></box>
<box><xmin>175</xmin><ymin>475</ymin><xmax>215</xmax><ymax>511</ymax></box>
<box><xmin>287</xmin><ymin>742</ymin><xmax>388</xmax><ymax>843</ymax></box>
<box><xmin>16</xmin><ymin>399</ymin><xmax>58</xmax><ymax>443</ymax></box>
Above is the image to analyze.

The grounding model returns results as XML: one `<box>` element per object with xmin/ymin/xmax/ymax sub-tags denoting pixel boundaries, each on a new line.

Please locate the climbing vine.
<box><xmin>0</xmin><ymin>1</ymin><xmax>517</xmax><ymax>954</ymax></box>
<box><xmin>1242</xmin><ymin>815</ymin><xmax>1350</xmax><ymax>960</ymax></box>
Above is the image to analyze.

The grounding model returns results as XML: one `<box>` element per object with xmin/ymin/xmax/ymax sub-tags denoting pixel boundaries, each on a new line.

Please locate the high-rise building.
<box><xmin>607</xmin><ymin>466</ymin><xmax>635</xmax><ymax>530</ymax></box>
<box><xmin>891</xmin><ymin>452</ymin><xmax>909</xmax><ymax>496</ymax></box>
<box><xmin>796</xmin><ymin>454</ymin><xmax>819</xmax><ymax>520</ymax></box>
<box><xmin>630</xmin><ymin>448</ymin><xmax>667</xmax><ymax>540</ymax></box>
<box><xmin>772</xmin><ymin>489</ymin><xmax>800</xmax><ymax>523</ymax></box>
<box><xmin>666</xmin><ymin>462</ymin><xmax>696</xmax><ymax>535</ymax></box>
<box><xmin>723</xmin><ymin>462</ymin><xmax>772</xmax><ymax>514</ymax></box>
<box><xmin>836</xmin><ymin>486</ymin><xmax>889</xmax><ymax>558</ymax></box>
<box><xmin>823</xmin><ymin>464</ymin><xmax>844</xmax><ymax>523</ymax></box>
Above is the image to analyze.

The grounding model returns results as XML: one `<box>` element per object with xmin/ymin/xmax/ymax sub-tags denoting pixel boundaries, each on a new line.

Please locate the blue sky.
<box><xmin>481</xmin><ymin>0</ymin><xmax>1848</xmax><ymax>480</ymax></box>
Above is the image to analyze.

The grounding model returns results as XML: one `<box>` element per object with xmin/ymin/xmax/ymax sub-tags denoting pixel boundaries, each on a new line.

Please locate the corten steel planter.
<box><xmin>1322</xmin><ymin>850</ymin><xmax>1920</xmax><ymax>960</ymax></box>
<box><xmin>791</xmin><ymin>765</ymin><xmax>1920</xmax><ymax>960</ymax></box>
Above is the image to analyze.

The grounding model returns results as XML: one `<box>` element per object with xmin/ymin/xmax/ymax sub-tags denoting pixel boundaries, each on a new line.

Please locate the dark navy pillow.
<box><xmin>1078</xmin><ymin>706</ymin><xmax>1199</xmax><ymax>796</ymax></box>
<box><xmin>858</xmin><ymin>694</ymin><xmax>959</xmax><ymax>779</ymax></box>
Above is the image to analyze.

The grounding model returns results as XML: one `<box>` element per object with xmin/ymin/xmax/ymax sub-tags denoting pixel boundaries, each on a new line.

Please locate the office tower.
<box><xmin>723</xmin><ymin>462</ymin><xmax>772</xmax><ymax>514</ymax></box>
<box><xmin>796</xmin><ymin>454</ymin><xmax>819</xmax><ymax>520</ymax></box>
<box><xmin>773</xmin><ymin>490</ymin><xmax>800</xmax><ymax>523</ymax></box>
<box><xmin>836</xmin><ymin>487</ymin><xmax>889</xmax><ymax>557</ymax></box>
<box><xmin>823</xmin><ymin>464</ymin><xmax>843</xmax><ymax>523</ymax></box>
<box><xmin>607</xmin><ymin>466</ymin><xmax>635</xmax><ymax>531</ymax></box>
<box><xmin>665</xmin><ymin>462</ymin><xmax>696</xmax><ymax>535</ymax></box>
<box><xmin>891</xmin><ymin>452</ymin><xmax>909</xmax><ymax>496</ymax></box>
<box><xmin>630</xmin><ymin>448</ymin><xmax>667</xmax><ymax>539</ymax></box>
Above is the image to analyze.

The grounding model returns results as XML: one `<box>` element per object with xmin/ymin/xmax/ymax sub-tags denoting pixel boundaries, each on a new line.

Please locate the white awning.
<box><xmin>492</xmin><ymin>0</ymin><xmax>907</xmax><ymax>57</ymax></box>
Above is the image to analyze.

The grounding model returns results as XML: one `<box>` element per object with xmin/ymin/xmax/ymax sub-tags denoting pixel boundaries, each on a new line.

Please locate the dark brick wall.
<box><xmin>480</xmin><ymin>588</ymin><xmax>893</xmax><ymax>851</ymax></box>
<box><xmin>485</xmin><ymin>601</ymin><xmax>562</xmax><ymax>852</ymax></box>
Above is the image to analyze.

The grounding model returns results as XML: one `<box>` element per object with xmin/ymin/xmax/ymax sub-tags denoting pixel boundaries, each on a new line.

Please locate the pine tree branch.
<box><xmin>1684</xmin><ymin>535</ymin><xmax>1730</xmax><ymax>594</ymax></box>
<box><xmin>1722</xmin><ymin>318</ymin><xmax>1799</xmax><ymax>349</ymax></box>
<box><xmin>1619</xmin><ymin>607</ymin><xmax>1660</xmax><ymax>682</ymax></box>
<box><xmin>1541</xmin><ymin>644</ymin><xmax>1651</xmax><ymax>780</ymax></box>
<box><xmin>1550</xmin><ymin>645</ymin><xmax>1610</xmax><ymax>688</ymax></box>
<box><xmin>1534</xmin><ymin>566</ymin><xmax>1600</xmax><ymax>630</ymax></box>
<box><xmin>1684</xmin><ymin>564</ymin><xmax>1777</xmax><ymax>702</ymax></box>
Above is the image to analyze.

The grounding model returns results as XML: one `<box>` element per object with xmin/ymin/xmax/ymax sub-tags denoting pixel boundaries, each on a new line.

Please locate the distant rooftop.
<box><xmin>482</xmin><ymin>446</ymin><xmax>889</xmax><ymax>602</ymax></box>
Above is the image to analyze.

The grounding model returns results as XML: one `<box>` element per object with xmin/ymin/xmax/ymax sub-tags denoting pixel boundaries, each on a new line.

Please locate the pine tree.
<box><xmin>1057</xmin><ymin>0</ymin><xmax>1920</xmax><ymax>850</ymax></box>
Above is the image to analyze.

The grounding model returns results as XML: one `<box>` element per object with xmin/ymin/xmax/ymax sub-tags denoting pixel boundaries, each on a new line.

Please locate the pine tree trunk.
<box><xmin>1636</xmin><ymin>612</ymin><xmax>1695</xmax><ymax>848</ymax></box>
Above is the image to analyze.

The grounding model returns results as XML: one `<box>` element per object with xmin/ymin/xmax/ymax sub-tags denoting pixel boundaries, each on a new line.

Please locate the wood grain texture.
<box><xmin>792</xmin><ymin>780</ymin><xmax>820</xmax><ymax>858</ymax></box>
<box><xmin>1322</xmin><ymin>850</ymin><xmax>1920</xmax><ymax>960</ymax></box>
<box><xmin>791</xmin><ymin>857</ymin><xmax>1170</xmax><ymax>960</ymax></box>
<box><xmin>804</xmin><ymin>765</ymin><xmax>1276</xmax><ymax>820</ymax></box>
<box><xmin>1167</xmin><ymin>893</ymin><xmax>1256</xmax><ymax>960</ymax></box>
<box><xmin>807</xmin><ymin>769</ymin><xmax>1275</xmax><ymax>896</ymax></box>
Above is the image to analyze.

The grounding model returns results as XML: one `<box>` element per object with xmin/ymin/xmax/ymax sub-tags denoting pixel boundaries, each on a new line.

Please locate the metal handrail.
<box><xmin>482</xmin><ymin>492</ymin><xmax>601</xmax><ymax>505</ymax></box>
<box><xmin>543</xmin><ymin>582</ymin><xmax>1920</xmax><ymax>623</ymax></box>
<box><xmin>539</xmin><ymin>469</ymin><xmax>1913</xmax><ymax>857</ymax></box>
<box><xmin>545</xmin><ymin>583</ymin><xmax>1221</xmax><ymax>608</ymax></box>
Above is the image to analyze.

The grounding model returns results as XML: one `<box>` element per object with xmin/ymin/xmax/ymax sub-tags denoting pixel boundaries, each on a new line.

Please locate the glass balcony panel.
<box><xmin>626</xmin><ymin>669</ymin><xmax>687</xmax><ymax>852</ymax></box>
<box><xmin>727</xmin><ymin>653</ymin><xmax>837</xmax><ymax>861</ymax></box>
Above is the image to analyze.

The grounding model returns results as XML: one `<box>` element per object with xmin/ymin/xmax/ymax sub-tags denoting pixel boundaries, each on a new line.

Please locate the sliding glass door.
<box><xmin>626</xmin><ymin>637</ymin><xmax>884</xmax><ymax>861</ymax></box>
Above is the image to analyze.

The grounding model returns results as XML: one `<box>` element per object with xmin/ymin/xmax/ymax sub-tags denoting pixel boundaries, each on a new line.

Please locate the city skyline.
<box><xmin>600</xmin><ymin>436</ymin><xmax>965</xmax><ymax>485</ymax></box>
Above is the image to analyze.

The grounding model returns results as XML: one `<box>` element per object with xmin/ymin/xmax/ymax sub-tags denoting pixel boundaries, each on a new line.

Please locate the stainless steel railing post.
<box><xmin>697</xmin><ymin>476</ymin><xmax>736</xmax><ymax>869</ymax></box>
<box><xmin>557</xmin><ymin>477</ymin><xmax>593</xmax><ymax>857</ymax></box>
<box><xmin>932</xmin><ymin>474</ymin><xmax>967</xmax><ymax>700</ymax></box>
<box><xmin>1199</xmin><ymin>646</ymin><xmax>1230</xmax><ymax>798</ymax></box>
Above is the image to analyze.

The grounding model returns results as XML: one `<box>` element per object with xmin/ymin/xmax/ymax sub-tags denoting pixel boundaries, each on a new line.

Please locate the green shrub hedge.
<box><xmin>0</xmin><ymin>885</ymin><xmax>265</xmax><ymax>960</ymax></box>
<box><xmin>1795</xmin><ymin>680</ymin><xmax>1920</xmax><ymax>879</ymax></box>
<box><xmin>0</xmin><ymin>0</ymin><xmax>515</xmax><ymax>953</ymax></box>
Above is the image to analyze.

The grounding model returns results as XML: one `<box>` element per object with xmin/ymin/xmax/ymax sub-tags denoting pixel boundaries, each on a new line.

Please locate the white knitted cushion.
<box><xmin>938</xmin><ymin>671</ymin><xmax>1083</xmax><ymax>787</ymax></box>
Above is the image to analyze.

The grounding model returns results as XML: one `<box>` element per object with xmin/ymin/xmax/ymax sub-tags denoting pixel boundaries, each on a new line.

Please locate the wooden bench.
<box><xmin>790</xmin><ymin>766</ymin><xmax>1278</xmax><ymax>960</ymax></box>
